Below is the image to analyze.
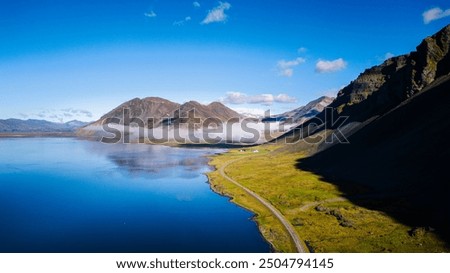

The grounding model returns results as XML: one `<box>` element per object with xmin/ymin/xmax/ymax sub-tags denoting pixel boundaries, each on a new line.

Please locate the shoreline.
<box><xmin>206</xmin><ymin>148</ymin><xmax>304</xmax><ymax>253</ymax></box>
<box><xmin>205</xmin><ymin>156</ymin><xmax>276</xmax><ymax>253</ymax></box>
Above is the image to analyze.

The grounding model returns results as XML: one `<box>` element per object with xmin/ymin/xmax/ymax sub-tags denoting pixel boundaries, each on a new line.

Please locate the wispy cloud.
<box><xmin>273</xmin><ymin>94</ymin><xmax>298</xmax><ymax>103</ymax></box>
<box><xmin>277</xmin><ymin>57</ymin><xmax>306</xmax><ymax>77</ymax></box>
<box><xmin>384</xmin><ymin>52</ymin><xmax>395</xmax><ymax>60</ymax></box>
<box><xmin>173</xmin><ymin>16</ymin><xmax>192</xmax><ymax>26</ymax></box>
<box><xmin>423</xmin><ymin>7</ymin><xmax>450</xmax><ymax>24</ymax></box>
<box><xmin>61</xmin><ymin>108</ymin><xmax>93</xmax><ymax>118</ymax></box>
<box><xmin>297</xmin><ymin>47</ymin><xmax>307</xmax><ymax>53</ymax></box>
<box><xmin>315</xmin><ymin>58</ymin><xmax>347</xmax><ymax>73</ymax></box>
<box><xmin>144</xmin><ymin>10</ymin><xmax>157</xmax><ymax>18</ymax></box>
<box><xmin>220</xmin><ymin>92</ymin><xmax>297</xmax><ymax>106</ymax></box>
<box><xmin>21</xmin><ymin>108</ymin><xmax>94</xmax><ymax>123</ymax></box>
<box><xmin>201</xmin><ymin>2</ymin><xmax>231</xmax><ymax>24</ymax></box>
<box><xmin>193</xmin><ymin>1</ymin><xmax>201</xmax><ymax>8</ymax></box>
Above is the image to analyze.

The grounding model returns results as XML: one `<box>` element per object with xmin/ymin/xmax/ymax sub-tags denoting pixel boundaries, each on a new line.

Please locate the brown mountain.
<box><xmin>90</xmin><ymin>97</ymin><xmax>180</xmax><ymax>128</ymax></box>
<box><xmin>86</xmin><ymin>97</ymin><xmax>240</xmax><ymax>129</ymax></box>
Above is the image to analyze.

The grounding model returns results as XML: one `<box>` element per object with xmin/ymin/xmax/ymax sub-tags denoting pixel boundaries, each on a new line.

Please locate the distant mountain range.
<box><xmin>262</xmin><ymin>96</ymin><xmax>333</xmax><ymax>123</ymax></box>
<box><xmin>0</xmin><ymin>119</ymin><xmax>89</xmax><ymax>133</ymax></box>
<box><xmin>1</xmin><ymin>96</ymin><xmax>333</xmax><ymax>136</ymax></box>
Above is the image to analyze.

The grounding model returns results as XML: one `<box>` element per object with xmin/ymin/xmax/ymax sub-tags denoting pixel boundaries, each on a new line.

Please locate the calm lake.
<box><xmin>0</xmin><ymin>138</ymin><xmax>270</xmax><ymax>252</ymax></box>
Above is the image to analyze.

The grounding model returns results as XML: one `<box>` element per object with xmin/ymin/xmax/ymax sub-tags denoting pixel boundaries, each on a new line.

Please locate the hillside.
<box><xmin>298</xmin><ymin>74</ymin><xmax>450</xmax><ymax>243</ymax></box>
<box><xmin>290</xmin><ymin>25</ymin><xmax>450</xmax><ymax>243</ymax></box>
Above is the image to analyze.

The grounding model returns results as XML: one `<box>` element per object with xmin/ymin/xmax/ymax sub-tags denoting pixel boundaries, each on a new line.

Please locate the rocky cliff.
<box><xmin>331</xmin><ymin>24</ymin><xmax>450</xmax><ymax>123</ymax></box>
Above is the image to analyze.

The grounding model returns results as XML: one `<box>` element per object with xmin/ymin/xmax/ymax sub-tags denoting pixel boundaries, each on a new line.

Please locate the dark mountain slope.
<box><xmin>297</xmin><ymin>72</ymin><xmax>450</xmax><ymax>243</ymax></box>
<box><xmin>331</xmin><ymin>24</ymin><xmax>450</xmax><ymax>124</ymax></box>
<box><xmin>279</xmin><ymin>24</ymin><xmax>450</xmax><ymax>148</ymax></box>
<box><xmin>278</xmin><ymin>24</ymin><xmax>450</xmax><ymax>244</ymax></box>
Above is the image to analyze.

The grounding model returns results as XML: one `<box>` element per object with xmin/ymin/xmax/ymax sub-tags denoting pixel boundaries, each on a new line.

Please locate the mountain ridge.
<box><xmin>90</xmin><ymin>97</ymin><xmax>240</xmax><ymax>128</ymax></box>
<box><xmin>264</xmin><ymin>96</ymin><xmax>334</xmax><ymax>124</ymax></box>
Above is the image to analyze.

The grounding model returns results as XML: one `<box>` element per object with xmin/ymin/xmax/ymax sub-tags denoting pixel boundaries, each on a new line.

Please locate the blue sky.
<box><xmin>1</xmin><ymin>0</ymin><xmax>450</xmax><ymax>122</ymax></box>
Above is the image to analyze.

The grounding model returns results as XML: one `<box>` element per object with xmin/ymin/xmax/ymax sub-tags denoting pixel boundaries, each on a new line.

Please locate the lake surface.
<box><xmin>0</xmin><ymin>138</ymin><xmax>270</xmax><ymax>252</ymax></box>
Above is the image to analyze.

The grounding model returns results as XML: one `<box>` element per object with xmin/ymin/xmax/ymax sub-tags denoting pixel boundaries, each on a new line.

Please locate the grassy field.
<box><xmin>207</xmin><ymin>144</ymin><xmax>449</xmax><ymax>253</ymax></box>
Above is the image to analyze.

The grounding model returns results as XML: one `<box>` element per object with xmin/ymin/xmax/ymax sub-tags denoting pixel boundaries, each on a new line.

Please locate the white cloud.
<box><xmin>144</xmin><ymin>11</ymin><xmax>157</xmax><ymax>18</ymax></box>
<box><xmin>61</xmin><ymin>108</ymin><xmax>93</xmax><ymax>118</ymax></box>
<box><xmin>173</xmin><ymin>16</ymin><xmax>192</xmax><ymax>26</ymax></box>
<box><xmin>220</xmin><ymin>92</ymin><xmax>247</xmax><ymax>104</ymax></box>
<box><xmin>276</xmin><ymin>57</ymin><xmax>306</xmax><ymax>77</ymax></box>
<box><xmin>220</xmin><ymin>92</ymin><xmax>297</xmax><ymax>106</ymax></box>
<box><xmin>384</xmin><ymin>52</ymin><xmax>395</xmax><ymax>60</ymax></box>
<box><xmin>274</xmin><ymin>94</ymin><xmax>297</xmax><ymax>103</ymax></box>
<box><xmin>247</xmin><ymin>94</ymin><xmax>274</xmax><ymax>105</ymax></box>
<box><xmin>315</xmin><ymin>58</ymin><xmax>347</xmax><ymax>73</ymax></box>
<box><xmin>193</xmin><ymin>1</ymin><xmax>201</xmax><ymax>8</ymax></box>
<box><xmin>297</xmin><ymin>47</ymin><xmax>307</xmax><ymax>53</ymax></box>
<box><xmin>423</xmin><ymin>7</ymin><xmax>450</xmax><ymax>24</ymax></box>
<box><xmin>201</xmin><ymin>2</ymin><xmax>231</xmax><ymax>24</ymax></box>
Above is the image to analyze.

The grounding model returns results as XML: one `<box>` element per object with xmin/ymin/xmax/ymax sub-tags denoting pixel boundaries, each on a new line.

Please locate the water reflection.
<box><xmin>80</xmin><ymin>141</ymin><xmax>223</xmax><ymax>178</ymax></box>
<box><xmin>0</xmin><ymin>138</ymin><xmax>270</xmax><ymax>252</ymax></box>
